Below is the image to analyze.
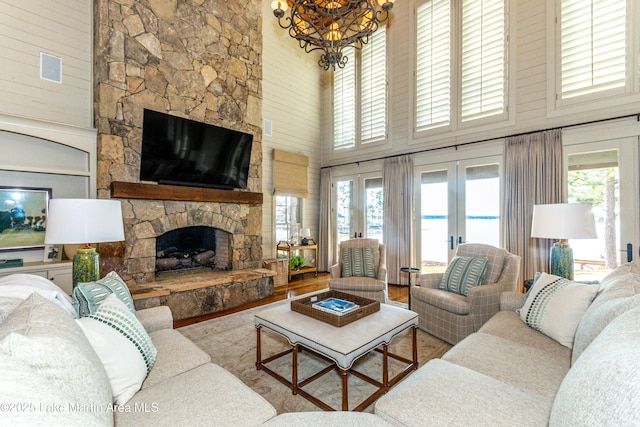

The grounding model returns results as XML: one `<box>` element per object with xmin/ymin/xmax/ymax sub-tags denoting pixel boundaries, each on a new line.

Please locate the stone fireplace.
<box><xmin>155</xmin><ymin>226</ymin><xmax>230</xmax><ymax>274</ymax></box>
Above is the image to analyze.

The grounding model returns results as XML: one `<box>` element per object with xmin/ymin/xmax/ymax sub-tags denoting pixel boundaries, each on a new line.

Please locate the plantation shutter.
<box><xmin>273</xmin><ymin>149</ymin><xmax>309</xmax><ymax>198</ymax></box>
<box><xmin>415</xmin><ymin>0</ymin><xmax>451</xmax><ymax>131</ymax></box>
<box><xmin>333</xmin><ymin>59</ymin><xmax>356</xmax><ymax>150</ymax></box>
<box><xmin>460</xmin><ymin>0</ymin><xmax>505</xmax><ymax>122</ymax></box>
<box><xmin>360</xmin><ymin>26</ymin><xmax>387</xmax><ymax>143</ymax></box>
<box><xmin>560</xmin><ymin>0</ymin><xmax>626</xmax><ymax>100</ymax></box>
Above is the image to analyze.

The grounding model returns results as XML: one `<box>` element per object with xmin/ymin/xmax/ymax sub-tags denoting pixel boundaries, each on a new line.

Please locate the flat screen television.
<box><xmin>140</xmin><ymin>109</ymin><xmax>253</xmax><ymax>190</ymax></box>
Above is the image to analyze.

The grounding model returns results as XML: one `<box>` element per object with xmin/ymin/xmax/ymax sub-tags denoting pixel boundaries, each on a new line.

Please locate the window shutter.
<box><xmin>333</xmin><ymin>59</ymin><xmax>356</xmax><ymax>150</ymax></box>
<box><xmin>273</xmin><ymin>149</ymin><xmax>309</xmax><ymax>198</ymax></box>
<box><xmin>416</xmin><ymin>0</ymin><xmax>451</xmax><ymax>131</ymax></box>
<box><xmin>560</xmin><ymin>0</ymin><xmax>626</xmax><ymax>100</ymax></box>
<box><xmin>361</xmin><ymin>26</ymin><xmax>387</xmax><ymax>143</ymax></box>
<box><xmin>460</xmin><ymin>0</ymin><xmax>505</xmax><ymax>122</ymax></box>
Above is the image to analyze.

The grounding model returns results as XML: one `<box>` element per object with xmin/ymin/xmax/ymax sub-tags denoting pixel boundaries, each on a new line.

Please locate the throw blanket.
<box><xmin>0</xmin><ymin>274</ymin><xmax>76</xmax><ymax>317</ymax></box>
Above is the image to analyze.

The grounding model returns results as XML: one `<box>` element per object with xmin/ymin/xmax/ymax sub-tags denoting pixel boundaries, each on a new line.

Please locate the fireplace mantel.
<box><xmin>111</xmin><ymin>181</ymin><xmax>263</xmax><ymax>205</ymax></box>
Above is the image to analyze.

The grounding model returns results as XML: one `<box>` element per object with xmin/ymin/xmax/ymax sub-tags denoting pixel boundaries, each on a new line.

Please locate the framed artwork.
<box><xmin>43</xmin><ymin>244</ymin><xmax>62</xmax><ymax>262</ymax></box>
<box><xmin>0</xmin><ymin>187</ymin><xmax>52</xmax><ymax>251</ymax></box>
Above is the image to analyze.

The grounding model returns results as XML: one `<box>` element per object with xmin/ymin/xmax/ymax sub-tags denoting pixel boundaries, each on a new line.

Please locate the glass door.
<box><xmin>565</xmin><ymin>139</ymin><xmax>639</xmax><ymax>281</ymax></box>
<box><xmin>334</xmin><ymin>173</ymin><xmax>384</xmax><ymax>252</ymax></box>
<box><xmin>418</xmin><ymin>157</ymin><xmax>502</xmax><ymax>273</ymax></box>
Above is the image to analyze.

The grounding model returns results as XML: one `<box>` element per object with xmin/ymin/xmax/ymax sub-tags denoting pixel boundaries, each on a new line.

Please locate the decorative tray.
<box><xmin>290</xmin><ymin>290</ymin><xmax>380</xmax><ymax>327</ymax></box>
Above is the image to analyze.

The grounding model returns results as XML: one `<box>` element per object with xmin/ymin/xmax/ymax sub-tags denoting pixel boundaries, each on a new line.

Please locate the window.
<box><xmin>558</xmin><ymin>0</ymin><xmax>627</xmax><ymax>102</ymax></box>
<box><xmin>333</xmin><ymin>27</ymin><xmax>388</xmax><ymax>151</ymax></box>
<box><xmin>415</xmin><ymin>0</ymin><xmax>507</xmax><ymax>133</ymax></box>
<box><xmin>275</xmin><ymin>196</ymin><xmax>301</xmax><ymax>243</ymax></box>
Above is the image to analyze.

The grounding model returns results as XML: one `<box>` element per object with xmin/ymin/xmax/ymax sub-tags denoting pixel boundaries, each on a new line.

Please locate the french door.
<box><xmin>417</xmin><ymin>156</ymin><xmax>502</xmax><ymax>273</ymax></box>
<box><xmin>564</xmin><ymin>138</ymin><xmax>639</xmax><ymax>280</ymax></box>
<box><xmin>334</xmin><ymin>172</ymin><xmax>383</xmax><ymax>251</ymax></box>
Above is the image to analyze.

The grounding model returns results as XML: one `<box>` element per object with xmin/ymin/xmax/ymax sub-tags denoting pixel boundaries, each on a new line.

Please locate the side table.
<box><xmin>400</xmin><ymin>267</ymin><xmax>420</xmax><ymax>310</ymax></box>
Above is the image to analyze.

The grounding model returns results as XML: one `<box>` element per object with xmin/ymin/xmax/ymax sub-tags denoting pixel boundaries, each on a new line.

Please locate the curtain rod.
<box><xmin>321</xmin><ymin>112</ymin><xmax>640</xmax><ymax>170</ymax></box>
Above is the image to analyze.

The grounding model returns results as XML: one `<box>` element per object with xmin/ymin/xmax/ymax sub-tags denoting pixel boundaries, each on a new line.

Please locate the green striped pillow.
<box><xmin>439</xmin><ymin>256</ymin><xmax>488</xmax><ymax>296</ymax></box>
<box><xmin>341</xmin><ymin>246</ymin><xmax>377</xmax><ymax>278</ymax></box>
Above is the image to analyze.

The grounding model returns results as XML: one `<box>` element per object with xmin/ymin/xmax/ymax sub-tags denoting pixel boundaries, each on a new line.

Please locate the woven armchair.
<box><xmin>329</xmin><ymin>238</ymin><xmax>388</xmax><ymax>303</ymax></box>
<box><xmin>411</xmin><ymin>243</ymin><xmax>521</xmax><ymax>345</ymax></box>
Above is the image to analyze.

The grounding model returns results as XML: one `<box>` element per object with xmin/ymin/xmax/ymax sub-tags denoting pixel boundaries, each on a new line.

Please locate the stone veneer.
<box><xmin>94</xmin><ymin>0</ymin><xmax>263</xmax><ymax>291</ymax></box>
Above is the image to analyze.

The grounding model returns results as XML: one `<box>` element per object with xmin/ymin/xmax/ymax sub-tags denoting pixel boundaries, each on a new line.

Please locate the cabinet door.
<box><xmin>48</xmin><ymin>270</ymin><xmax>73</xmax><ymax>295</ymax></box>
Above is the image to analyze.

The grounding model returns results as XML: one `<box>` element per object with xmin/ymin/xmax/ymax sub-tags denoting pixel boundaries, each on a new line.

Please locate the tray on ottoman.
<box><xmin>291</xmin><ymin>290</ymin><xmax>380</xmax><ymax>327</ymax></box>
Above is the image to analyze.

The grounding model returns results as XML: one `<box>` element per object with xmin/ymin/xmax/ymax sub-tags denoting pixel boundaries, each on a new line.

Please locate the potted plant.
<box><xmin>289</xmin><ymin>255</ymin><xmax>306</xmax><ymax>271</ymax></box>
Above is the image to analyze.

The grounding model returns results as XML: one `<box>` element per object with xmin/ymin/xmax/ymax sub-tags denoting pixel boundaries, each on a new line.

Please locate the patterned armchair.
<box><xmin>329</xmin><ymin>238</ymin><xmax>388</xmax><ymax>303</ymax></box>
<box><xmin>411</xmin><ymin>243</ymin><xmax>521</xmax><ymax>345</ymax></box>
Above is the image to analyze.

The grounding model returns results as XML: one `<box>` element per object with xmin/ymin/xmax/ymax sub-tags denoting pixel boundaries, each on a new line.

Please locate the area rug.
<box><xmin>178</xmin><ymin>298</ymin><xmax>451</xmax><ymax>413</ymax></box>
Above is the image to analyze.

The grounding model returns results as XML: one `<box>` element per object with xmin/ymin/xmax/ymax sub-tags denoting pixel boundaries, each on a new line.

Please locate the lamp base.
<box><xmin>73</xmin><ymin>247</ymin><xmax>100</xmax><ymax>288</ymax></box>
<box><xmin>550</xmin><ymin>241</ymin><xmax>574</xmax><ymax>280</ymax></box>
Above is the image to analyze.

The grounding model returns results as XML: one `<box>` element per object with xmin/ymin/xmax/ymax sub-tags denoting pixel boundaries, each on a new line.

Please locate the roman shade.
<box><xmin>273</xmin><ymin>149</ymin><xmax>309</xmax><ymax>198</ymax></box>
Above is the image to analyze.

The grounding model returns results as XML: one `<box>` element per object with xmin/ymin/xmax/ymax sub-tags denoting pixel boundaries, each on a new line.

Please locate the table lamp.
<box><xmin>299</xmin><ymin>228</ymin><xmax>311</xmax><ymax>245</ymax></box>
<box><xmin>531</xmin><ymin>203</ymin><xmax>597</xmax><ymax>280</ymax></box>
<box><xmin>45</xmin><ymin>199</ymin><xmax>125</xmax><ymax>287</ymax></box>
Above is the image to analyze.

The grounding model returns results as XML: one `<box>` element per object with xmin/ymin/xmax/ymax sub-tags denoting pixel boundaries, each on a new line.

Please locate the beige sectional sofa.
<box><xmin>375</xmin><ymin>261</ymin><xmax>640</xmax><ymax>426</ymax></box>
<box><xmin>0</xmin><ymin>280</ymin><xmax>277</xmax><ymax>426</ymax></box>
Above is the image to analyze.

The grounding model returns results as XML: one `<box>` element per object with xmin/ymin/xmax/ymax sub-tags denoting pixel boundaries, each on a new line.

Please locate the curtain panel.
<box><xmin>503</xmin><ymin>129</ymin><xmax>564</xmax><ymax>289</ymax></box>
<box><xmin>318</xmin><ymin>168</ymin><xmax>333</xmax><ymax>272</ymax></box>
<box><xmin>382</xmin><ymin>155</ymin><xmax>414</xmax><ymax>285</ymax></box>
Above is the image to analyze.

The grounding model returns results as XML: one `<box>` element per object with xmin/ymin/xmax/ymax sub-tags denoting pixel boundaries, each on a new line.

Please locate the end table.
<box><xmin>400</xmin><ymin>267</ymin><xmax>420</xmax><ymax>310</ymax></box>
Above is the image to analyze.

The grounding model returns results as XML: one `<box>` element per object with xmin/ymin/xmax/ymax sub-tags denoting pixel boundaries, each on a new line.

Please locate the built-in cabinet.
<box><xmin>0</xmin><ymin>260</ymin><xmax>73</xmax><ymax>295</ymax></box>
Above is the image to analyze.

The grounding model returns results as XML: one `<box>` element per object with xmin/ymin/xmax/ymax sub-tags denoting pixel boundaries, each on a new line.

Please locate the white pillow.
<box><xmin>76</xmin><ymin>294</ymin><xmax>157</xmax><ymax>405</ymax></box>
<box><xmin>0</xmin><ymin>274</ymin><xmax>76</xmax><ymax>317</ymax></box>
<box><xmin>520</xmin><ymin>273</ymin><xmax>598</xmax><ymax>348</ymax></box>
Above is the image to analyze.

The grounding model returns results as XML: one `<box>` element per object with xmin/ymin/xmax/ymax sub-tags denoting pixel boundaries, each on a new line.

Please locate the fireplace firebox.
<box><xmin>155</xmin><ymin>226</ymin><xmax>231</xmax><ymax>274</ymax></box>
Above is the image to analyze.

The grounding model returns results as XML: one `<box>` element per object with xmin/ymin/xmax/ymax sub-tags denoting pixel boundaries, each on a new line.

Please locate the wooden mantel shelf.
<box><xmin>111</xmin><ymin>181</ymin><xmax>263</xmax><ymax>205</ymax></box>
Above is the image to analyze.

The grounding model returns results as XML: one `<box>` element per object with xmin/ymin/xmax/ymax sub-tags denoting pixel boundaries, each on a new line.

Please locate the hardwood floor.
<box><xmin>173</xmin><ymin>272</ymin><xmax>410</xmax><ymax>328</ymax></box>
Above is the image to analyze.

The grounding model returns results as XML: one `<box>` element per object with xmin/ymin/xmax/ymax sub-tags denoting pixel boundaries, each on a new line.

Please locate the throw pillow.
<box><xmin>341</xmin><ymin>246</ymin><xmax>353</xmax><ymax>278</ymax></box>
<box><xmin>73</xmin><ymin>271</ymin><xmax>135</xmax><ymax>317</ymax></box>
<box><xmin>362</xmin><ymin>246</ymin><xmax>377</xmax><ymax>278</ymax></box>
<box><xmin>439</xmin><ymin>256</ymin><xmax>488</xmax><ymax>296</ymax></box>
<box><xmin>341</xmin><ymin>246</ymin><xmax>378</xmax><ymax>278</ymax></box>
<box><xmin>519</xmin><ymin>272</ymin><xmax>598</xmax><ymax>349</ymax></box>
<box><xmin>76</xmin><ymin>294</ymin><xmax>157</xmax><ymax>405</ymax></box>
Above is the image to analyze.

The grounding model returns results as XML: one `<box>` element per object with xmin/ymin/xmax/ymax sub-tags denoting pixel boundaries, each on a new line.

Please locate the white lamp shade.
<box><xmin>531</xmin><ymin>203</ymin><xmax>597</xmax><ymax>240</ymax></box>
<box><xmin>45</xmin><ymin>199</ymin><xmax>125</xmax><ymax>244</ymax></box>
<box><xmin>300</xmin><ymin>228</ymin><xmax>311</xmax><ymax>238</ymax></box>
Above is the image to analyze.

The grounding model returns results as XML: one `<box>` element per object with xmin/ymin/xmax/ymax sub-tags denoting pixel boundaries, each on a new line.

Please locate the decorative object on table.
<box><xmin>287</xmin><ymin>222</ymin><xmax>299</xmax><ymax>245</ymax></box>
<box><xmin>43</xmin><ymin>244</ymin><xmax>62</xmax><ymax>262</ymax></box>
<box><xmin>312</xmin><ymin>297</ymin><xmax>360</xmax><ymax>316</ymax></box>
<box><xmin>299</xmin><ymin>227</ymin><xmax>311</xmax><ymax>245</ymax></box>
<box><xmin>289</xmin><ymin>254</ymin><xmax>306</xmax><ymax>271</ymax></box>
<box><xmin>0</xmin><ymin>258</ymin><xmax>23</xmax><ymax>268</ymax></box>
<box><xmin>0</xmin><ymin>187</ymin><xmax>51</xmax><ymax>251</ymax></box>
<box><xmin>44</xmin><ymin>199</ymin><xmax>125</xmax><ymax>288</ymax></box>
<box><xmin>270</xmin><ymin>0</ymin><xmax>395</xmax><ymax>70</ymax></box>
<box><xmin>531</xmin><ymin>203</ymin><xmax>597</xmax><ymax>280</ymax></box>
<box><xmin>290</xmin><ymin>290</ymin><xmax>380</xmax><ymax>327</ymax></box>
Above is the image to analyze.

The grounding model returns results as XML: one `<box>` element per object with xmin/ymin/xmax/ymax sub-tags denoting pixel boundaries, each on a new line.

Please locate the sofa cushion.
<box><xmin>412</xmin><ymin>287</ymin><xmax>471</xmax><ymax>315</ymax></box>
<box><xmin>572</xmin><ymin>262</ymin><xmax>640</xmax><ymax>363</ymax></box>
<box><xmin>73</xmin><ymin>270</ymin><xmax>136</xmax><ymax>317</ymax></box>
<box><xmin>327</xmin><ymin>276</ymin><xmax>387</xmax><ymax>292</ymax></box>
<box><xmin>0</xmin><ymin>273</ymin><xmax>77</xmax><ymax>317</ymax></box>
<box><xmin>116</xmin><ymin>363</ymin><xmax>277</xmax><ymax>426</ymax></box>
<box><xmin>443</xmin><ymin>332</ymin><xmax>570</xmax><ymax>398</ymax></box>
<box><xmin>375</xmin><ymin>359</ymin><xmax>551</xmax><ymax>427</ymax></box>
<box><xmin>520</xmin><ymin>273</ymin><xmax>598</xmax><ymax>348</ymax></box>
<box><xmin>76</xmin><ymin>294</ymin><xmax>157</xmax><ymax>405</ymax></box>
<box><xmin>142</xmin><ymin>328</ymin><xmax>211</xmax><ymax>389</ymax></box>
<box><xmin>550</xmin><ymin>307</ymin><xmax>640</xmax><ymax>426</ymax></box>
<box><xmin>263</xmin><ymin>412</ymin><xmax>395</xmax><ymax>426</ymax></box>
<box><xmin>439</xmin><ymin>256</ymin><xmax>488</xmax><ymax>296</ymax></box>
<box><xmin>0</xmin><ymin>293</ymin><xmax>112</xmax><ymax>426</ymax></box>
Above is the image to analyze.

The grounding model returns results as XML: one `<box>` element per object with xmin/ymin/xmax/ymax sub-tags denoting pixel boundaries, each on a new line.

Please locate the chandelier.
<box><xmin>270</xmin><ymin>0</ymin><xmax>395</xmax><ymax>70</ymax></box>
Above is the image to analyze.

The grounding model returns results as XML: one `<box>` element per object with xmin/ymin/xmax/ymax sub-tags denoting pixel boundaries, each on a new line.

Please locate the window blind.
<box><xmin>560</xmin><ymin>0</ymin><xmax>626</xmax><ymax>100</ymax></box>
<box><xmin>333</xmin><ymin>59</ymin><xmax>356</xmax><ymax>150</ymax></box>
<box><xmin>361</xmin><ymin>26</ymin><xmax>387</xmax><ymax>143</ymax></box>
<box><xmin>416</xmin><ymin>0</ymin><xmax>451</xmax><ymax>131</ymax></box>
<box><xmin>461</xmin><ymin>0</ymin><xmax>505</xmax><ymax>122</ymax></box>
<box><xmin>273</xmin><ymin>149</ymin><xmax>309</xmax><ymax>198</ymax></box>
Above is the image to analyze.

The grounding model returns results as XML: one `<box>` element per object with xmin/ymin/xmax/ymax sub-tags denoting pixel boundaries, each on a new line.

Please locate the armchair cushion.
<box><xmin>439</xmin><ymin>256</ymin><xmax>488</xmax><ymax>296</ymax></box>
<box><xmin>520</xmin><ymin>273</ymin><xmax>598</xmax><ymax>349</ymax></box>
<box><xmin>341</xmin><ymin>246</ymin><xmax>377</xmax><ymax>278</ymax></box>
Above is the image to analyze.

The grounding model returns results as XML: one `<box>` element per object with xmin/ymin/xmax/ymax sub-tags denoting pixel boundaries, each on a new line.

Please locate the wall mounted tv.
<box><xmin>140</xmin><ymin>109</ymin><xmax>253</xmax><ymax>190</ymax></box>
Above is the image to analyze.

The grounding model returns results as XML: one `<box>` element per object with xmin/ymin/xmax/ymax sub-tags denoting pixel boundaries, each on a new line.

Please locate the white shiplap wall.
<box><xmin>321</xmin><ymin>0</ymin><xmax>640</xmax><ymax>167</ymax></box>
<box><xmin>0</xmin><ymin>0</ymin><xmax>93</xmax><ymax>128</ymax></box>
<box><xmin>261</xmin><ymin>1</ymin><xmax>323</xmax><ymax>259</ymax></box>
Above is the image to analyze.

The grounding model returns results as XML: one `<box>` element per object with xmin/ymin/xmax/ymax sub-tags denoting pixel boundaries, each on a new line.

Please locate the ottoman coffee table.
<box><xmin>255</xmin><ymin>302</ymin><xmax>418</xmax><ymax>411</ymax></box>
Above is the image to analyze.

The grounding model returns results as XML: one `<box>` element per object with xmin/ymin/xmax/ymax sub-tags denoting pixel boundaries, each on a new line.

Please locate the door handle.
<box><xmin>458</xmin><ymin>236</ymin><xmax>463</xmax><ymax>245</ymax></box>
<box><xmin>449</xmin><ymin>236</ymin><xmax>454</xmax><ymax>250</ymax></box>
<box><xmin>627</xmin><ymin>243</ymin><xmax>633</xmax><ymax>262</ymax></box>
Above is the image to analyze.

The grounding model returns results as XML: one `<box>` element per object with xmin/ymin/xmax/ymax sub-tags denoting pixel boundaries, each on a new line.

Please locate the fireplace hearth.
<box><xmin>155</xmin><ymin>226</ymin><xmax>231</xmax><ymax>275</ymax></box>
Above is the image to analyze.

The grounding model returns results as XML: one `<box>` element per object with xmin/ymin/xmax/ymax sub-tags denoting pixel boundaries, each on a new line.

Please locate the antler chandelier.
<box><xmin>270</xmin><ymin>0</ymin><xmax>395</xmax><ymax>70</ymax></box>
